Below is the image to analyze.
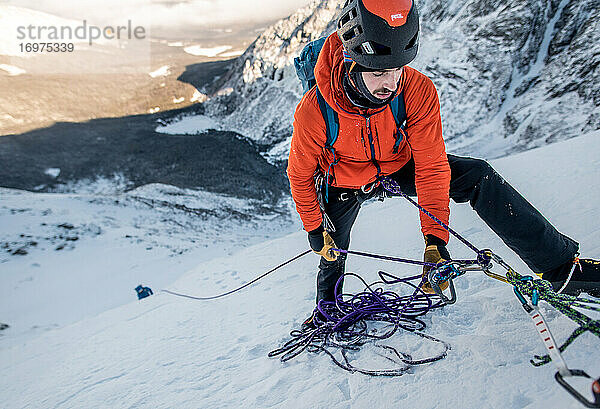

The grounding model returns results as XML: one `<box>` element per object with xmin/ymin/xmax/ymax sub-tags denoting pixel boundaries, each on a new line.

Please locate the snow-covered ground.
<box><xmin>220</xmin><ymin>50</ymin><xmax>245</xmax><ymax>58</ymax></box>
<box><xmin>1</xmin><ymin>132</ymin><xmax>599</xmax><ymax>408</ymax></box>
<box><xmin>148</xmin><ymin>66</ymin><xmax>171</xmax><ymax>78</ymax></box>
<box><xmin>0</xmin><ymin>64</ymin><xmax>26</xmax><ymax>76</ymax></box>
<box><xmin>0</xmin><ymin>184</ymin><xmax>295</xmax><ymax>347</ymax></box>
<box><xmin>179</xmin><ymin>45</ymin><xmax>244</xmax><ymax>59</ymax></box>
<box><xmin>155</xmin><ymin>115</ymin><xmax>220</xmax><ymax>135</ymax></box>
<box><xmin>183</xmin><ymin>45</ymin><xmax>234</xmax><ymax>57</ymax></box>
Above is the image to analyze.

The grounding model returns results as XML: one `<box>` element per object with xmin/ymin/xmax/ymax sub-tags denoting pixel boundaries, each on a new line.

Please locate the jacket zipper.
<box><xmin>365</xmin><ymin>116</ymin><xmax>382</xmax><ymax>177</ymax></box>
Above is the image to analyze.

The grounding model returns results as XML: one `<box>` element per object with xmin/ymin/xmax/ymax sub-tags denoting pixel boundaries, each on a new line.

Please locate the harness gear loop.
<box><xmin>360</xmin><ymin>180</ymin><xmax>379</xmax><ymax>194</ymax></box>
<box><xmin>323</xmin><ymin>149</ymin><xmax>340</xmax><ymax>204</ymax></box>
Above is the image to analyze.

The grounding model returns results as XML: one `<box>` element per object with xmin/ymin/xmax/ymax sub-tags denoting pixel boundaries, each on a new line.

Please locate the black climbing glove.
<box><xmin>422</xmin><ymin>235</ymin><xmax>451</xmax><ymax>294</ymax></box>
<box><xmin>308</xmin><ymin>226</ymin><xmax>338</xmax><ymax>262</ymax></box>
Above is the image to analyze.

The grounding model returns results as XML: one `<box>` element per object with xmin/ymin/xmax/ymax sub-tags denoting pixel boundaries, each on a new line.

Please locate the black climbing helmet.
<box><xmin>337</xmin><ymin>0</ymin><xmax>419</xmax><ymax>71</ymax></box>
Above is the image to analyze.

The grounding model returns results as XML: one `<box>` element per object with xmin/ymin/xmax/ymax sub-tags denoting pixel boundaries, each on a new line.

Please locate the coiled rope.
<box><xmin>162</xmin><ymin>175</ymin><xmax>598</xmax><ymax>382</ymax></box>
<box><xmin>269</xmin><ymin>271</ymin><xmax>450</xmax><ymax>375</ymax></box>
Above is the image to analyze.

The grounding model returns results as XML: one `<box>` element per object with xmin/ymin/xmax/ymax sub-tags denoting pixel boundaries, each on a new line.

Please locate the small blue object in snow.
<box><xmin>135</xmin><ymin>285</ymin><xmax>153</xmax><ymax>300</ymax></box>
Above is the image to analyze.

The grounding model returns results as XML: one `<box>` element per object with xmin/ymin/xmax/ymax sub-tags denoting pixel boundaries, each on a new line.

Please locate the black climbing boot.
<box><xmin>549</xmin><ymin>258</ymin><xmax>600</xmax><ymax>297</ymax></box>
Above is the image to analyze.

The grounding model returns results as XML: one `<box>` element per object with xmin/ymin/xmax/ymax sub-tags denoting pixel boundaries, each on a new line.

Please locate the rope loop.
<box><xmin>269</xmin><ymin>270</ymin><xmax>450</xmax><ymax>375</ymax></box>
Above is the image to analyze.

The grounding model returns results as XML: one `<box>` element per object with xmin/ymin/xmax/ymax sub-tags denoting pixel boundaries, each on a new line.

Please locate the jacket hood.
<box><xmin>314</xmin><ymin>33</ymin><xmax>400</xmax><ymax>117</ymax></box>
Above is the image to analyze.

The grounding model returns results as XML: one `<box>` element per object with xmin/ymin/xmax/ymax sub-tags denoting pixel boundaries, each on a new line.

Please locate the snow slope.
<box><xmin>1</xmin><ymin>132</ymin><xmax>599</xmax><ymax>408</ymax></box>
<box><xmin>0</xmin><ymin>184</ymin><xmax>296</xmax><ymax>346</ymax></box>
<box><xmin>155</xmin><ymin>115</ymin><xmax>220</xmax><ymax>135</ymax></box>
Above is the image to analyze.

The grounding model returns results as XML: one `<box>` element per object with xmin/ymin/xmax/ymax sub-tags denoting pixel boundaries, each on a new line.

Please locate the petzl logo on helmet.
<box><xmin>361</xmin><ymin>0</ymin><xmax>411</xmax><ymax>27</ymax></box>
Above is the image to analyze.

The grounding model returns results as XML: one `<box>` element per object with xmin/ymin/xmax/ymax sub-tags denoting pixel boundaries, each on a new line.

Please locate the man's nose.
<box><xmin>382</xmin><ymin>72</ymin><xmax>400</xmax><ymax>89</ymax></box>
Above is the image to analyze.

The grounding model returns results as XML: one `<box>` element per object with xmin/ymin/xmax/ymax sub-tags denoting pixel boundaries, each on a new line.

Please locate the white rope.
<box><xmin>557</xmin><ymin>258</ymin><xmax>580</xmax><ymax>294</ymax></box>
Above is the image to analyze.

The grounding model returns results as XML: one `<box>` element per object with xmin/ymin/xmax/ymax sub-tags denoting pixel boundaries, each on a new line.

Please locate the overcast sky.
<box><xmin>6</xmin><ymin>0</ymin><xmax>313</xmax><ymax>28</ymax></box>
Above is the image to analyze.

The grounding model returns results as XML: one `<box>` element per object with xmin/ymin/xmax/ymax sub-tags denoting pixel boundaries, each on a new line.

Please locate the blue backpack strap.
<box><xmin>294</xmin><ymin>37</ymin><xmax>328</xmax><ymax>94</ymax></box>
<box><xmin>315</xmin><ymin>87</ymin><xmax>339</xmax><ymax>202</ymax></box>
<box><xmin>390</xmin><ymin>91</ymin><xmax>408</xmax><ymax>153</ymax></box>
<box><xmin>315</xmin><ymin>87</ymin><xmax>339</xmax><ymax>150</ymax></box>
<box><xmin>294</xmin><ymin>37</ymin><xmax>340</xmax><ymax>204</ymax></box>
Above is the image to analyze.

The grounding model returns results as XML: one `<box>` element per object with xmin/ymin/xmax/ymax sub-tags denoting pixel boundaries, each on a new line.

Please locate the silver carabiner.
<box><xmin>361</xmin><ymin>181</ymin><xmax>378</xmax><ymax>194</ymax></box>
<box><xmin>427</xmin><ymin>265</ymin><xmax>457</xmax><ymax>305</ymax></box>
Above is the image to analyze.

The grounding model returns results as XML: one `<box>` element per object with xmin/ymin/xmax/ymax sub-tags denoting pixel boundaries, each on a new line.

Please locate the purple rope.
<box><xmin>378</xmin><ymin>175</ymin><xmax>481</xmax><ymax>254</ymax></box>
<box><xmin>332</xmin><ymin>248</ymin><xmax>438</xmax><ymax>267</ymax></box>
<box><xmin>270</xmin><ymin>269</ymin><xmax>450</xmax><ymax>374</ymax></box>
<box><xmin>332</xmin><ymin>249</ymin><xmax>482</xmax><ymax>271</ymax></box>
<box><xmin>316</xmin><ymin>271</ymin><xmax>444</xmax><ymax>333</ymax></box>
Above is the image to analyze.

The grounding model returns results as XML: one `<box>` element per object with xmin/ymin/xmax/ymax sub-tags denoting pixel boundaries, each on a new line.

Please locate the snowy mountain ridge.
<box><xmin>201</xmin><ymin>0</ymin><xmax>340</xmax><ymax>152</ymax></box>
<box><xmin>197</xmin><ymin>0</ymin><xmax>599</xmax><ymax>160</ymax></box>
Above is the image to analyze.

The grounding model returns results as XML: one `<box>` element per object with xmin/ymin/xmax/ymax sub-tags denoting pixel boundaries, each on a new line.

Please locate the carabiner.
<box><xmin>360</xmin><ymin>180</ymin><xmax>378</xmax><ymax>194</ymax></box>
<box><xmin>428</xmin><ymin>266</ymin><xmax>457</xmax><ymax>305</ymax></box>
<box><xmin>555</xmin><ymin>369</ymin><xmax>600</xmax><ymax>408</ymax></box>
<box><xmin>477</xmin><ymin>249</ymin><xmax>493</xmax><ymax>269</ymax></box>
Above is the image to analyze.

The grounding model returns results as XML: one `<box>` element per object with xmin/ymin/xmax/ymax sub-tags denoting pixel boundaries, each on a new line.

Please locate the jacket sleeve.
<box><xmin>287</xmin><ymin>93</ymin><xmax>327</xmax><ymax>232</ymax></box>
<box><xmin>405</xmin><ymin>75</ymin><xmax>451</xmax><ymax>243</ymax></box>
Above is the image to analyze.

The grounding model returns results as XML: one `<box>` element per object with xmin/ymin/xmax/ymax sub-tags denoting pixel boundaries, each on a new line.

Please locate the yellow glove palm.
<box><xmin>422</xmin><ymin>244</ymin><xmax>450</xmax><ymax>294</ymax></box>
<box><xmin>308</xmin><ymin>228</ymin><xmax>338</xmax><ymax>262</ymax></box>
<box><xmin>316</xmin><ymin>231</ymin><xmax>337</xmax><ymax>262</ymax></box>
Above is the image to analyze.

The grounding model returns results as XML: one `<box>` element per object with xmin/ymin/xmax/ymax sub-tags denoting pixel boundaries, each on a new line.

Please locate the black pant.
<box><xmin>316</xmin><ymin>154</ymin><xmax>579</xmax><ymax>303</ymax></box>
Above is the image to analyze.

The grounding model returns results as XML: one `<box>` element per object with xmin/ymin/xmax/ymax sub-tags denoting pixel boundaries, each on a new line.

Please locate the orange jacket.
<box><xmin>287</xmin><ymin>33</ymin><xmax>451</xmax><ymax>242</ymax></box>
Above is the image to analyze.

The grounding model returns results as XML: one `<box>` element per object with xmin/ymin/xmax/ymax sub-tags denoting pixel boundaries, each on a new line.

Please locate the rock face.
<box><xmin>203</xmin><ymin>0</ymin><xmax>340</xmax><ymax>151</ymax></box>
<box><xmin>420</xmin><ymin>0</ymin><xmax>600</xmax><ymax>157</ymax></box>
<box><xmin>202</xmin><ymin>0</ymin><xmax>599</xmax><ymax>160</ymax></box>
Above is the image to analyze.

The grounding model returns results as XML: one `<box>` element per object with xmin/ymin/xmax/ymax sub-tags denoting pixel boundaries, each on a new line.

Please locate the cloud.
<box><xmin>6</xmin><ymin>0</ymin><xmax>311</xmax><ymax>28</ymax></box>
